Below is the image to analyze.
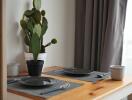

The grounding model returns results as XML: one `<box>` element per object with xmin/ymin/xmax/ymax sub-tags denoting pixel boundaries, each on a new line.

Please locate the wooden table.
<box><xmin>8</xmin><ymin>66</ymin><xmax>132</xmax><ymax>100</ymax></box>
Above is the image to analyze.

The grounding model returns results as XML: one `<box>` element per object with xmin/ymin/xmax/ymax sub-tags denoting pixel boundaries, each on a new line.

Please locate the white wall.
<box><xmin>6</xmin><ymin>0</ymin><xmax>75</xmax><ymax>71</ymax></box>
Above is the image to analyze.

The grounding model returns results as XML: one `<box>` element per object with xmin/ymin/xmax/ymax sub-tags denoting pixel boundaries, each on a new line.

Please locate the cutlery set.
<box><xmin>8</xmin><ymin>78</ymin><xmax>21</xmax><ymax>84</ymax></box>
<box><xmin>40</xmin><ymin>82</ymin><xmax>70</xmax><ymax>95</ymax></box>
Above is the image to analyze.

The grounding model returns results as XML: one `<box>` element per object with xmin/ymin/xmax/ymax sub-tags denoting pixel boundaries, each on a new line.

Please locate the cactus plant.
<box><xmin>20</xmin><ymin>0</ymin><xmax>57</xmax><ymax>61</ymax></box>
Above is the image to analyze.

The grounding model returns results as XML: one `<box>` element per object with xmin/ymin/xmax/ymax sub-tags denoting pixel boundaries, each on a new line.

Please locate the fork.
<box><xmin>40</xmin><ymin>82</ymin><xmax>70</xmax><ymax>95</ymax></box>
<box><xmin>7</xmin><ymin>78</ymin><xmax>21</xmax><ymax>84</ymax></box>
<box><xmin>7</xmin><ymin>76</ymin><xmax>30</xmax><ymax>84</ymax></box>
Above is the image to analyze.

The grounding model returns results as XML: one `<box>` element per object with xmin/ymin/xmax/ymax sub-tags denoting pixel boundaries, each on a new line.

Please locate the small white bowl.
<box><xmin>110</xmin><ymin>65</ymin><xmax>125</xmax><ymax>81</ymax></box>
<box><xmin>7</xmin><ymin>63</ymin><xmax>20</xmax><ymax>77</ymax></box>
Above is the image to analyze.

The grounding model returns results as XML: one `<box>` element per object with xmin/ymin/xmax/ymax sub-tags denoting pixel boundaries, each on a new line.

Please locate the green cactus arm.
<box><xmin>30</xmin><ymin>33</ymin><xmax>41</xmax><ymax>61</ymax></box>
<box><xmin>51</xmin><ymin>38</ymin><xmax>57</xmax><ymax>44</ymax></box>
<box><xmin>20</xmin><ymin>20</ymin><xmax>27</xmax><ymax>29</ymax></box>
<box><xmin>33</xmin><ymin>24</ymin><xmax>42</xmax><ymax>37</ymax></box>
<box><xmin>24</xmin><ymin>35</ymin><xmax>30</xmax><ymax>46</ymax></box>
<box><xmin>41</xmin><ymin>17</ymin><xmax>48</xmax><ymax>37</ymax></box>
<box><xmin>22</xmin><ymin>15</ymin><xmax>25</xmax><ymax>20</ymax></box>
<box><xmin>33</xmin><ymin>0</ymin><xmax>41</xmax><ymax>10</ymax></box>
<box><xmin>41</xmin><ymin>10</ymin><xmax>45</xmax><ymax>16</ymax></box>
<box><xmin>44</xmin><ymin>38</ymin><xmax>58</xmax><ymax>48</ymax></box>
<box><xmin>22</xmin><ymin>29</ymin><xmax>31</xmax><ymax>46</ymax></box>
<box><xmin>33</xmin><ymin>10</ymin><xmax>41</xmax><ymax>24</ymax></box>
<box><xmin>27</xmin><ymin>20</ymin><xmax>34</xmax><ymax>34</ymax></box>
<box><xmin>24</xmin><ymin>10</ymin><xmax>34</xmax><ymax>17</ymax></box>
<box><xmin>44</xmin><ymin>42</ymin><xmax>52</xmax><ymax>48</ymax></box>
<box><xmin>41</xmin><ymin>45</ymin><xmax>45</xmax><ymax>53</ymax></box>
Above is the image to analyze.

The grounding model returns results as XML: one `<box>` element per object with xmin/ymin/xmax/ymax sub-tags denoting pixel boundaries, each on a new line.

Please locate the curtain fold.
<box><xmin>74</xmin><ymin>0</ymin><xmax>128</xmax><ymax>72</ymax></box>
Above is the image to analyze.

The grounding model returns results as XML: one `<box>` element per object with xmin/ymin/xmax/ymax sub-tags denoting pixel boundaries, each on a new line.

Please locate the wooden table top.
<box><xmin>8</xmin><ymin>66</ymin><xmax>132</xmax><ymax>100</ymax></box>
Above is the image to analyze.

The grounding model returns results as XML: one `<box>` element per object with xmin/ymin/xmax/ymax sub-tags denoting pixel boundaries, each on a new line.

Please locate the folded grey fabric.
<box><xmin>8</xmin><ymin>77</ymin><xmax>82</xmax><ymax>98</ymax></box>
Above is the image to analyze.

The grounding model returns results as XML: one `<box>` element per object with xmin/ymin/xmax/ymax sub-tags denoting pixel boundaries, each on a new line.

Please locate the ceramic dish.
<box><xmin>63</xmin><ymin>68</ymin><xmax>91</xmax><ymax>75</ymax></box>
<box><xmin>19</xmin><ymin>77</ymin><xmax>56</xmax><ymax>87</ymax></box>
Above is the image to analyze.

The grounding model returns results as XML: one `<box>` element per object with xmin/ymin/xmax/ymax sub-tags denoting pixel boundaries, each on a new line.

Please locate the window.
<box><xmin>122</xmin><ymin>0</ymin><xmax>132</xmax><ymax>71</ymax></box>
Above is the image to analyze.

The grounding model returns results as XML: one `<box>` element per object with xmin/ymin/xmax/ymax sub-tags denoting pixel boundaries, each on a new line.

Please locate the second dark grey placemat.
<box><xmin>46</xmin><ymin>70</ymin><xmax>109</xmax><ymax>83</ymax></box>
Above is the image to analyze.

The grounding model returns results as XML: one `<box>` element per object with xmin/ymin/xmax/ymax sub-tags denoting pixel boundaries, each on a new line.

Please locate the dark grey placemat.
<box><xmin>8</xmin><ymin>77</ymin><xmax>82</xmax><ymax>98</ymax></box>
<box><xmin>46</xmin><ymin>70</ymin><xmax>110</xmax><ymax>83</ymax></box>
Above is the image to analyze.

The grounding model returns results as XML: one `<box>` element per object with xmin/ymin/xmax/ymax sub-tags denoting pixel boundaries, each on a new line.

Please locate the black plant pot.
<box><xmin>26</xmin><ymin>60</ymin><xmax>44</xmax><ymax>76</ymax></box>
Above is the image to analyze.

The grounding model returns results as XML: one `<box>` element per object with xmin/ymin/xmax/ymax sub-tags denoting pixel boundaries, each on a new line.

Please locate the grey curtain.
<box><xmin>74</xmin><ymin>0</ymin><xmax>128</xmax><ymax>72</ymax></box>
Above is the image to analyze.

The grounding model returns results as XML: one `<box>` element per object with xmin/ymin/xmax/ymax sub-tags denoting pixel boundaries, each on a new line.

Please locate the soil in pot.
<box><xmin>26</xmin><ymin>60</ymin><xmax>44</xmax><ymax>76</ymax></box>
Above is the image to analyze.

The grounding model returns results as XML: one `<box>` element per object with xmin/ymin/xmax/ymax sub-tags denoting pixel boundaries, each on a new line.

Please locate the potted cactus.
<box><xmin>20</xmin><ymin>0</ymin><xmax>57</xmax><ymax>76</ymax></box>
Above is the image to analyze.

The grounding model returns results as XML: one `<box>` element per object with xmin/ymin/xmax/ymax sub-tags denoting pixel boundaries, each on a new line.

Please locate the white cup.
<box><xmin>110</xmin><ymin>65</ymin><xmax>125</xmax><ymax>81</ymax></box>
<box><xmin>7</xmin><ymin>63</ymin><xmax>20</xmax><ymax>77</ymax></box>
